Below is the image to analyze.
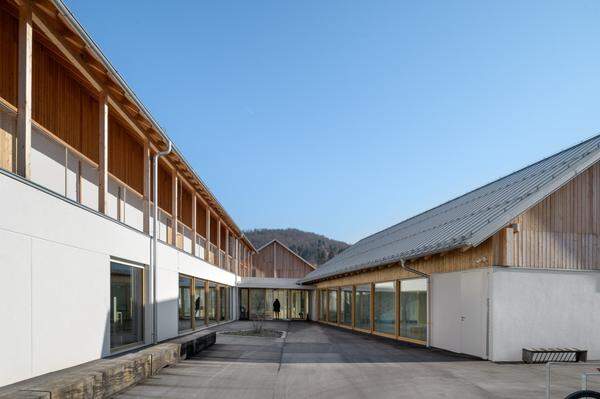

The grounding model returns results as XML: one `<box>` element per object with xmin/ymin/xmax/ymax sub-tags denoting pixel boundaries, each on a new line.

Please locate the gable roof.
<box><xmin>257</xmin><ymin>239</ymin><xmax>316</xmax><ymax>270</ymax></box>
<box><xmin>300</xmin><ymin>134</ymin><xmax>600</xmax><ymax>284</ymax></box>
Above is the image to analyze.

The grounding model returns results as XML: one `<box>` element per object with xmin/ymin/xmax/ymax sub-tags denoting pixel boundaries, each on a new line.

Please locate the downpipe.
<box><xmin>400</xmin><ymin>259</ymin><xmax>431</xmax><ymax>348</ymax></box>
<box><xmin>151</xmin><ymin>141</ymin><xmax>172</xmax><ymax>344</ymax></box>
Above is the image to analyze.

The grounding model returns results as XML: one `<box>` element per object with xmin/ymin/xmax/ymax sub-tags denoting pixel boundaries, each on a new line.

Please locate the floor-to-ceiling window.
<box><xmin>328</xmin><ymin>289</ymin><xmax>338</xmax><ymax>323</ymax></box>
<box><xmin>219</xmin><ymin>286</ymin><xmax>229</xmax><ymax>321</ymax></box>
<box><xmin>319</xmin><ymin>290</ymin><xmax>327</xmax><ymax>321</ymax></box>
<box><xmin>240</xmin><ymin>288</ymin><xmax>249</xmax><ymax>320</ymax></box>
<box><xmin>208</xmin><ymin>282</ymin><xmax>217</xmax><ymax>324</ymax></box>
<box><xmin>272</xmin><ymin>289</ymin><xmax>288</xmax><ymax>320</ymax></box>
<box><xmin>341</xmin><ymin>286</ymin><xmax>352</xmax><ymax>326</ymax></box>
<box><xmin>374</xmin><ymin>281</ymin><xmax>395</xmax><ymax>335</ymax></box>
<box><xmin>249</xmin><ymin>288</ymin><xmax>266</xmax><ymax>319</ymax></box>
<box><xmin>354</xmin><ymin>284</ymin><xmax>371</xmax><ymax>330</ymax></box>
<box><xmin>110</xmin><ymin>261</ymin><xmax>144</xmax><ymax>349</ymax></box>
<box><xmin>290</xmin><ymin>290</ymin><xmax>308</xmax><ymax>320</ymax></box>
<box><xmin>399</xmin><ymin>278</ymin><xmax>427</xmax><ymax>342</ymax></box>
<box><xmin>194</xmin><ymin>278</ymin><xmax>206</xmax><ymax>327</ymax></box>
<box><xmin>178</xmin><ymin>275</ymin><xmax>193</xmax><ymax>332</ymax></box>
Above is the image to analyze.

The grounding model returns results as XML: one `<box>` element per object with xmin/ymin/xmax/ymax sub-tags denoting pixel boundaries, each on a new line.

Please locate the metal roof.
<box><xmin>300</xmin><ymin>134</ymin><xmax>600</xmax><ymax>284</ymax></box>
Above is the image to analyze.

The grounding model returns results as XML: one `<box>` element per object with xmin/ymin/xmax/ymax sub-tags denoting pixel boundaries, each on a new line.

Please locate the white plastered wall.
<box><xmin>489</xmin><ymin>267</ymin><xmax>600</xmax><ymax>362</ymax></box>
<box><xmin>0</xmin><ymin>172</ymin><xmax>236</xmax><ymax>386</ymax></box>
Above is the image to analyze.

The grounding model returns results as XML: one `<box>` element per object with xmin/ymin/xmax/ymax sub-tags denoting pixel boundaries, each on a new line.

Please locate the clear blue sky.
<box><xmin>65</xmin><ymin>0</ymin><xmax>600</xmax><ymax>244</ymax></box>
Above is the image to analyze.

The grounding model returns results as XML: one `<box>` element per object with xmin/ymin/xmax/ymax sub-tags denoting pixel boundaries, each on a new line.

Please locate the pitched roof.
<box><xmin>300</xmin><ymin>134</ymin><xmax>600</xmax><ymax>283</ymax></box>
<box><xmin>257</xmin><ymin>239</ymin><xmax>316</xmax><ymax>270</ymax></box>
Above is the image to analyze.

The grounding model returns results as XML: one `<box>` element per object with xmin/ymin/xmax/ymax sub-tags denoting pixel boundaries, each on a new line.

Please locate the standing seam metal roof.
<box><xmin>300</xmin><ymin>134</ymin><xmax>600</xmax><ymax>283</ymax></box>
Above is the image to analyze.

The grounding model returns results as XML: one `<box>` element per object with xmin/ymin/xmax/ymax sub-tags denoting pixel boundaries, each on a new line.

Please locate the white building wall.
<box><xmin>489</xmin><ymin>267</ymin><xmax>600</xmax><ymax>362</ymax></box>
<box><xmin>0</xmin><ymin>172</ymin><xmax>236</xmax><ymax>387</ymax></box>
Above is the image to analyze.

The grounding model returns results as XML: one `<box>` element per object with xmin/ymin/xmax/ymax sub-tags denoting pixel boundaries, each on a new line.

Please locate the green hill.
<box><xmin>244</xmin><ymin>228</ymin><xmax>350</xmax><ymax>266</ymax></box>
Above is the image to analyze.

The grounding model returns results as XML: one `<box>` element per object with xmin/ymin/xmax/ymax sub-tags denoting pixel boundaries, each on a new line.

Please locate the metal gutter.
<box><xmin>151</xmin><ymin>141</ymin><xmax>172</xmax><ymax>344</ymax></box>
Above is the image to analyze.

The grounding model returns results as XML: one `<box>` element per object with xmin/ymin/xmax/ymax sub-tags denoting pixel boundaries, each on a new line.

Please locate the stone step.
<box><xmin>0</xmin><ymin>330</ymin><xmax>216</xmax><ymax>399</ymax></box>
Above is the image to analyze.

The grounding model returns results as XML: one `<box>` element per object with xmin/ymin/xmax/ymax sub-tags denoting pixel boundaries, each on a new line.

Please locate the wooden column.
<box><xmin>142</xmin><ymin>142</ymin><xmax>151</xmax><ymax>234</ymax></box>
<box><xmin>235</xmin><ymin>237</ymin><xmax>239</xmax><ymax>276</ymax></box>
<box><xmin>217</xmin><ymin>220</ymin><xmax>222</xmax><ymax>266</ymax></box>
<box><xmin>225</xmin><ymin>229</ymin><xmax>230</xmax><ymax>270</ymax></box>
<box><xmin>16</xmin><ymin>2</ymin><xmax>32</xmax><ymax>179</ymax></box>
<box><xmin>205</xmin><ymin>208</ymin><xmax>211</xmax><ymax>261</ymax></box>
<box><xmin>98</xmin><ymin>93</ymin><xmax>108</xmax><ymax>213</ymax></box>
<box><xmin>273</xmin><ymin>242</ymin><xmax>277</xmax><ymax>278</ymax></box>
<box><xmin>170</xmin><ymin>170</ymin><xmax>178</xmax><ymax>245</ymax></box>
<box><xmin>191</xmin><ymin>195</ymin><xmax>197</xmax><ymax>256</ymax></box>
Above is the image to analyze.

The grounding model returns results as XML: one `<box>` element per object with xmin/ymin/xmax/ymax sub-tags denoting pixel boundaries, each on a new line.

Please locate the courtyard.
<box><xmin>116</xmin><ymin>321</ymin><xmax>596</xmax><ymax>398</ymax></box>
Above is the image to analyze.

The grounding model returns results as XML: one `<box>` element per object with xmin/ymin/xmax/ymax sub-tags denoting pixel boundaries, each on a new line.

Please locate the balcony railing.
<box><xmin>176</xmin><ymin>223</ymin><xmax>193</xmax><ymax>254</ymax></box>
<box><xmin>156</xmin><ymin>208</ymin><xmax>173</xmax><ymax>243</ymax></box>
<box><xmin>208</xmin><ymin>243</ymin><xmax>218</xmax><ymax>265</ymax></box>
<box><xmin>195</xmin><ymin>234</ymin><xmax>206</xmax><ymax>260</ymax></box>
<box><xmin>219</xmin><ymin>250</ymin><xmax>226</xmax><ymax>270</ymax></box>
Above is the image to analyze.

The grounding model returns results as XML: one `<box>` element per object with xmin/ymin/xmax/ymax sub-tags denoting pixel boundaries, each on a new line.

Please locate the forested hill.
<box><xmin>244</xmin><ymin>228</ymin><xmax>350</xmax><ymax>267</ymax></box>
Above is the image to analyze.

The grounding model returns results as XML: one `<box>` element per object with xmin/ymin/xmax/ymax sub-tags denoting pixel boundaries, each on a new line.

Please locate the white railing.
<box><xmin>219</xmin><ymin>250</ymin><xmax>226</xmax><ymax>270</ymax></box>
<box><xmin>208</xmin><ymin>243</ymin><xmax>218</xmax><ymax>265</ymax></box>
<box><xmin>196</xmin><ymin>234</ymin><xmax>206</xmax><ymax>260</ymax></box>
<box><xmin>31</xmin><ymin>124</ymin><xmax>100</xmax><ymax>211</ymax></box>
<box><xmin>0</xmin><ymin>101</ymin><xmax>16</xmax><ymax>173</ymax></box>
<box><xmin>178</xmin><ymin>223</ymin><xmax>193</xmax><ymax>254</ymax></box>
<box><xmin>157</xmin><ymin>208</ymin><xmax>172</xmax><ymax>243</ymax></box>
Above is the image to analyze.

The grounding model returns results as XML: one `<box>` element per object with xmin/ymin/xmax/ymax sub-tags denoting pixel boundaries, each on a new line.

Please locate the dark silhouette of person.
<box><xmin>273</xmin><ymin>298</ymin><xmax>281</xmax><ymax>320</ymax></box>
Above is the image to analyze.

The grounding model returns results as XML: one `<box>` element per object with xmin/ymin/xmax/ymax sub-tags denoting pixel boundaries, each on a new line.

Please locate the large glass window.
<box><xmin>319</xmin><ymin>290</ymin><xmax>327</xmax><ymax>321</ymax></box>
<box><xmin>290</xmin><ymin>290</ymin><xmax>307</xmax><ymax>320</ymax></box>
<box><xmin>194</xmin><ymin>278</ymin><xmax>206</xmax><ymax>327</ymax></box>
<box><xmin>328</xmin><ymin>289</ymin><xmax>338</xmax><ymax>323</ymax></box>
<box><xmin>341</xmin><ymin>287</ymin><xmax>352</xmax><ymax>325</ymax></box>
<box><xmin>354</xmin><ymin>284</ymin><xmax>371</xmax><ymax>330</ymax></box>
<box><xmin>208</xmin><ymin>282</ymin><xmax>217</xmax><ymax>323</ymax></box>
<box><xmin>272</xmin><ymin>289</ymin><xmax>288</xmax><ymax>320</ymax></box>
<box><xmin>249</xmin><ymin>288</ymin><xmax>266</xmax><ymax>319</ymax></box>
<box><xmin>400</xmin><ymin>278</ymin><xmax>428</xmax><ymax>342</ymax></box>
<box><xmin>374</xmin><ymin>281</ymin><xmax>395</xmax><ymax>334</ymax></box>
<box><xmin>219</xmin><ymin>286</ymin><xmax>229</xmax><ymax>321</ymax></box>
<box><xmin>240</xmin><ymin>288</ymin><xmax>249</xmax><ymax>320</ymax></box>
<box><xmin>178</xmin><ymin>275</ymin><xmax>193</xmax><ymax>332</ymax></box>
<box><xmin>110</xmin><ymin>262</ymin><xmax>143</xmax><ymax>349</ymax></box>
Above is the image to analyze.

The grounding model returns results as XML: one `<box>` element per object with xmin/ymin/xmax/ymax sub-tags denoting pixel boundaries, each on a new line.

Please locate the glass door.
<box><xmin>239</xmin><ymin>288</ymin><xmax>249</xmax><ymax>320</ymax></box>
<box><xmin>290</xmin><ymin>290</ymin><xmax>307</xmax><ymax>320</ymax></box>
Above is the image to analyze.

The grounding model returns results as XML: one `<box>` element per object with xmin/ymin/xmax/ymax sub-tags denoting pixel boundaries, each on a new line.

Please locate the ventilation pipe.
<box><xmin>400</xmin><ymin>259</ymin><xmax>432</xmax><ymax>348</ymax></box>
<box><xmin>151</xmin><ymin>141</ymin><xmax>172</xmax><ymax>344</ymax></box>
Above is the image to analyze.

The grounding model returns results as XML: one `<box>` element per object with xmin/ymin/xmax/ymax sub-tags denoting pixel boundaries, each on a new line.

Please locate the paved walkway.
<box><xmin>116</xmin><ymin>321</ymin><xmax>596</xmax><ymax>399</ymax></box>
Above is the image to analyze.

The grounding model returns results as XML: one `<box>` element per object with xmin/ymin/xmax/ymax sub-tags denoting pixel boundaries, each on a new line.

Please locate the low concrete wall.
<box><xmin>0</xmin><ymin>331</ymin><xmax>216</xmax><ymax>399</ymax></box>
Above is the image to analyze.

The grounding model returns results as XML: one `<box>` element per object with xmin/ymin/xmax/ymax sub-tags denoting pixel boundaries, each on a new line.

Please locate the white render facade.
<box><xmin>0</xmin><ymin>170</ymin><xmax>239</xmax><ymax>386</ymax></box>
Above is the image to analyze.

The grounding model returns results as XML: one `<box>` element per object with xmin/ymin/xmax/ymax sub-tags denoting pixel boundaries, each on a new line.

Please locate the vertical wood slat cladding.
<box><xmin>210</xmin><ymin>214</ymin><xmax>218</xmax><ymax>245</ymax></box>
<box><xmin>501</xmin><ymin>161</ymin><xmax>600</xmax><ymax>270</ymax></box>
<box><xmin>157</xmin><ymin>161</ymin><xmax>172</xmax><ymax>213</ymax></box>
<box><xmin>179</xmin><ymin>184</ymin><xmax>192</xmax><ymax>227</ymax></box>
<box><xmin>253</xmin><ymin>241</ymin><xmax>315</xmax><ymax>278</ymax></box>
<box><xmin>0</xmin><ymin>107</ymin><xmax>15</xmax><ymax>171</ymax></box>
<box><xmin>0</xmin><ymin>7</ymin><xmax>18</xmax><ymax>106</ymax></box>
<box><xmin>273</xmin><ymin>241</ymin><xmax>314</xmax><ymax>278</ymax></box>
<box><xmin>108</xmin><ymin>114</ymin><xmax>143</xmax><ymax>194</ymax></box>
<box><xmin>315</xmin><ymin>239</ymin><xmax>494</xmax><ymax>288</ymax></box>
<box><xmin>196</xmin><ymin>201</ymin><xmax>207</xmax><ymax>237</ymax></box>
<box><xmin>32</xmin><ymin>40</ymin><xmax>99</xmax><ymax>163</ymax></box>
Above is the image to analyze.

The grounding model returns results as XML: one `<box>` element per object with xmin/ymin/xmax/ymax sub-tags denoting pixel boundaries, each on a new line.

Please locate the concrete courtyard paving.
<box><xmin>117</xmin><ymin>321</ymin><xmax>598</xmax><ymax>399</ymax></box>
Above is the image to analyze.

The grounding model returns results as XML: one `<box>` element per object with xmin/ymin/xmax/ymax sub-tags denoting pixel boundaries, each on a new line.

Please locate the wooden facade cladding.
<box><xmin>32</xmin><ymin>38</ymin><xmax>99</xmax><ymax>163</ymax></box>
<box><xmin>108</xmin><ymin>113</ymin><xmax>143</xmax><ymax>194</ymax></box>
<box><xmin>253</xmin><ymin>241</ymin><xmax>316</xmax><ymax>279</ymax></box>
<box><xmin>0</xmin><ymin>5</ymin><xmax>18</xmax><ymax>107</ymax></box>
<box><xmin>156</xmin><ymin>160</ymin><xmax>172</xmax><ymax>213</ymax></box>
<box><xmin>496</xmin><ymin>161</ymin><xmax>600</xmax><ymax>270</ymax></box>
<box><xmin>314</xmin><ymin>239</ymin><xmax>493</xmax><ymax>288</ymax></box>
<box><xmin>210</xmin><ymin>214</ymin><xmax>218</xmax><ymax>245</ymax></box>
<box><xmin>179</xmin><ymin>182</ymin><xmax>192</xmax><ymax>227</ymax></box>
<box><xmin>196</xmin><ymin>201</ymin><xmax>207</xmax><ymax>237</ymax></box>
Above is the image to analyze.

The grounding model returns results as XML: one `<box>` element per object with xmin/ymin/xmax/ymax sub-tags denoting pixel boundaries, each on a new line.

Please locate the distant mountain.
<box><xmin>244</xmin><ymin>228</ymin><xmax>350</xmax><ymax>267</ymax></box>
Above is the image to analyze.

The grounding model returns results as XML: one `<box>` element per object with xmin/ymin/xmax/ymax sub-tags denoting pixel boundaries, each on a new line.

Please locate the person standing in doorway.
<box><xmin>273</xmin><ymin>298</ymin><xmax>281</xmax><ymax>320</ymax></box>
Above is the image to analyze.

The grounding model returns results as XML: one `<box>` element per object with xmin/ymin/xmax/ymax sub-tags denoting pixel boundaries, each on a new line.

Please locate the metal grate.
<box><xmin>523</xmin><ymin>348</ymin><xmax>587</xmax><ymax>364</ymax></box>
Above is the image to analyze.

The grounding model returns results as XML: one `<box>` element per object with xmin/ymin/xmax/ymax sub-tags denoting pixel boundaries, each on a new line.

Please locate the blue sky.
<box><xmin>65</xmin><ymin>0</ymin><xmax>600</xmax><ymax>243</ymax></box>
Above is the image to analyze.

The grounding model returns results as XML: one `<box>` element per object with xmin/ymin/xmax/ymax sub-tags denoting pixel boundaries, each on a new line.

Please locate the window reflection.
<box><xmin>110</xmin><ymin>262</ymin><xmax>143</xmax><ymax>349</ymax></box>
<box><xmin>341</xmin><ymin>287</ymin><xmax>352</xmax><ymax>325</ymax></box>
<box><xmin>374</xmin><ymin>282</ymin><xmax>395</xmax><ymax>334</ymax></box>
<box><xmin>400</xmin><ymin>278</ymin><xmax>427</xmax><ymax>341</ymax></box>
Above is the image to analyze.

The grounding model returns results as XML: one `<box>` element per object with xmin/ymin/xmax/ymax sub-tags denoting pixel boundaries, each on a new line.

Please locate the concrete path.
<box><xmin>116</xmin><ymin>321</ymin><xmax>598</xmax><ymax>399</ymax></box>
